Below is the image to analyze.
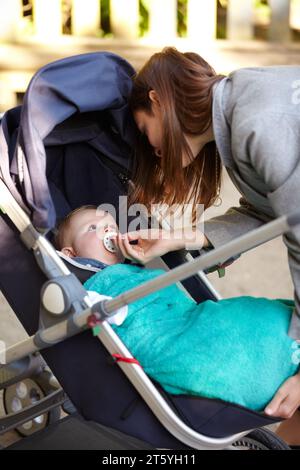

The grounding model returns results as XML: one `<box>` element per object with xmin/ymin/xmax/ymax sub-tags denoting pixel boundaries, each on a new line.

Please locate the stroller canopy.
<box><xmin>0</xmin><ymin>52</ymin><xmax>136</xmax><ymax>230</ymax></box>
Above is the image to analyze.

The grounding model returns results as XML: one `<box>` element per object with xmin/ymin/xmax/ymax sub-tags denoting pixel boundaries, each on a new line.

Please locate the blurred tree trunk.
<box><xmin>110</xmin><ymin>0</ymin><xmax>139</xmax><ymax>39</ymax></box>
<box><xmin>227</xmin><ymin>0</ymin><xmax>253</xmax><ymax>40</ymax></box>
<box><xmin>187</xmin><ymin>0</ymin><xmax>217</xmax><ymax>41</ymax></box>
<box><xmin>269</xmin><ymin>0</ymin><xmax>291</xmax><ymax>42</ymax></box>
<box><xmin>148</xmin><ymin>0</ymin><xmax>177</xmax><ymax>40</ymax></box>
<box><xmin>72</xmin><ymin>0</ymin><xmax>100</xmax><ymax>37</ymax></box>
<box><xmin>33</xmin><ymin>0</ymin><xmax>62</xmax><ymax>39</ymax></box>
<box><xmin>0</xmin><ymin>0</ymin><xmax>22</xmax><ymax>42</ymax></box>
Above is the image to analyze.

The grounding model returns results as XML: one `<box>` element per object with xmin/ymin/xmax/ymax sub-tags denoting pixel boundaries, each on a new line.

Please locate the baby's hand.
<box><xmin>265</xmin><ymin>372</ymin><xmax>300</xmax><ymax>419</ymax></box>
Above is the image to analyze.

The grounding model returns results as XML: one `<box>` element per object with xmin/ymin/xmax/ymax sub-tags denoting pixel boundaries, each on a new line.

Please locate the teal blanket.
<box><xmin>84</xmin><ymin>263</ymin><xmax>299</xmax><ymax>411</ymax></box>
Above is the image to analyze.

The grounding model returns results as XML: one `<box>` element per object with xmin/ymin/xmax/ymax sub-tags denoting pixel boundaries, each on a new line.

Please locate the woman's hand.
<box><xmin>113</xmin><ymin>228</ymin><xmax>207</xmax><ymax>265</ymax></box>
<box><xmin>264</xmin><ymin>372</ymin><xmax>300</xmax><ymax>419</ymax></box>
<box><xmin>113</xmin><ymin>229</ymin><xmax>181</xmax><ymax>264</ymax></box>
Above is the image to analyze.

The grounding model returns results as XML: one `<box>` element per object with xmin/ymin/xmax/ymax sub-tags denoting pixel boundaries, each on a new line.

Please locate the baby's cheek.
<box><xmin>88</xmin><ymin>235</ymin><xmax>104</xmax><ymax>253</ymax></box>
<box><xmin>74</xmin><ymin>234</ymin><xmax>101</xmax><ymax>257</ymax></box>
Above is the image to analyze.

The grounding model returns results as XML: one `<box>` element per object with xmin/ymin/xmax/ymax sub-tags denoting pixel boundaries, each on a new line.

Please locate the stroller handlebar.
<box><xmin>287</xmin><ymin>211</ymin><xmax>300</xmax><ymax>228</ymax></box>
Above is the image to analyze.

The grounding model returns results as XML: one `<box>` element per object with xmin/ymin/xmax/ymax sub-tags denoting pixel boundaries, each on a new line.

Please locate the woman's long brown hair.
<box><xmin>129</xmin><ymin>47</ymin><xmax>225</xmax><ymax>223</ymax></box>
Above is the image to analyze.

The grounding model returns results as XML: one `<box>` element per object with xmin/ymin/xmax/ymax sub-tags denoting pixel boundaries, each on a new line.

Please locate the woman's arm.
<box><xmin>114</xmin><ymin>228</ymin><xmax>210</xmax><ymax>265</ymax></box>
<box><xmin>115</xmin><ymin>200</ymin><xmax>267</xmax><ymax>267</ymax></box>
<box><xmin>204</xmin><ymin>197</ymin><xmax>270</xmax><ymax>249</ymax></box>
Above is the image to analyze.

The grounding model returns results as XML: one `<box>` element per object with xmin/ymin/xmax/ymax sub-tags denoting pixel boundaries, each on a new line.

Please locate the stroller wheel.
<box><xmin>231</xmin><ymin>427</ymin><xmax>290</xmax><ymax>450</ymax></box>
<box><xmin>3</xmin><ymin>372</ymin><xmax>61</xmax><ymax>437</ymax></box>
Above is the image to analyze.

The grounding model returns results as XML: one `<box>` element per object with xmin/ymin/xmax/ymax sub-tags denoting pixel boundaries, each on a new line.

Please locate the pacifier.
<box><xmin>103</xmin><ymin>231</ymin><xmax>118</xmax><ymax>253</ymax></box>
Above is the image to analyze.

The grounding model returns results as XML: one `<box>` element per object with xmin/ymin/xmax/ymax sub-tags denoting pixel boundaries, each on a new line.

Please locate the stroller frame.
<box><xmin>0</xmin><ymin>176</ymin><xmax>299</xmax><ymax>450</ymax></box>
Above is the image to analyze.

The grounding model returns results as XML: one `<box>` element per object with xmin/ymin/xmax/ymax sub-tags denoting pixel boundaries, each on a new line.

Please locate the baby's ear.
<box><xmin>61</xmin><ymin>247</ymin><xmax>76</xmax><ymax>258</ymax></box>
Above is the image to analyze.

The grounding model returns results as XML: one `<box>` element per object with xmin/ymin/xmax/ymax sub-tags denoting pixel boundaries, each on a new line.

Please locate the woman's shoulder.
<box><xmin>229</xmin><ymin>65</ymin><xmax>300</xmax><ymax>82</ymax></box>
<box><xmin>226</xmin><ymin>66</ymin><xmax>300</xmax><ymax>117</ymax></box>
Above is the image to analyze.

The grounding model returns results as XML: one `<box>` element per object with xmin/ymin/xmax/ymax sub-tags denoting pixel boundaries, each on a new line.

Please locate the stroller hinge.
<box><xmin>20</xmin><ymin>224</ymin><xmax>38</xmax><ymax>250</ymax></box>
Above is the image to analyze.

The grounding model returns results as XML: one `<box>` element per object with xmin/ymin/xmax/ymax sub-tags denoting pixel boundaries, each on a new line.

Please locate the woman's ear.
<box><xmin>149</xmin><ymin>90</ymin><xmax>160</xmax><ymax>107</ymax></box>
<box><xmin>61</xmin><ymin>246</ymin><xmax>76</xmax><ymax>258</ymax></box>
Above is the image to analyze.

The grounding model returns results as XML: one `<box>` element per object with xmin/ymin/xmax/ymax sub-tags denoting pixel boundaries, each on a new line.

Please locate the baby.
<box><xmin>55</xmin><ymin>205</ymin><xmax>125</xmax><ymax>269</ymax></box>
<box><xmin>55</xmin><ymin>206</ymin><xmax>299</xmax><ymax>412</ymax></box>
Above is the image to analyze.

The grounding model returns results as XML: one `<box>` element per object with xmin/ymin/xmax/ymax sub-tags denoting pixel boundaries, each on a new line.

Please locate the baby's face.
<box><xmin>64</xmin><ymin>209</ymin><xmax>124</xmax><ymax>265</ymax></box>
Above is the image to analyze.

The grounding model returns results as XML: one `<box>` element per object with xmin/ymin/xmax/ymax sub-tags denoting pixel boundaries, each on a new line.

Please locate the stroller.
<box><xmin>0</xmin><ymin>52</ymin><xmax>297</xmax><ymax>450</ymax></box>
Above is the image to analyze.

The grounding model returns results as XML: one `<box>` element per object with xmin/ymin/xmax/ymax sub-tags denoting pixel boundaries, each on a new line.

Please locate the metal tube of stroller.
<box><xmin>2</xmin><ymin>211</ymin><xmax>300</xmax><ymax>363</ymax></box>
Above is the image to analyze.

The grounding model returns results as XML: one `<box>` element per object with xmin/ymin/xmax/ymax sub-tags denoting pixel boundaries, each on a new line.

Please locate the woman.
<box><xmin>114</xmin><ymin>47</ymin><xmax>300</xmax><ymax>444</ymax></box>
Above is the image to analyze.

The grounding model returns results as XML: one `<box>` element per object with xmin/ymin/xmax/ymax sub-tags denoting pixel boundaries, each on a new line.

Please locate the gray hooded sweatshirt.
<box><xmin>205</xmin><ymin>66</ymin><xmax>300</xmax><ymax>339</ymax></box>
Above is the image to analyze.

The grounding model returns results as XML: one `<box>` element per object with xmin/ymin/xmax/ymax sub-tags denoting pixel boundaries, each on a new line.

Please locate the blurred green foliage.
<box><xmin>177</xmin><ymin>0</ymin><xmax>187</xmax><ymax>37</ymax></box>
<box><xmin>139</xmin><ymin>0</ymin><xmax>149</xmax><ymax>36</ymax></box>
<box><xmin>139</xmin><ymin>0</ymin><xmax>228</xmax><ymax>39</ymax></box>
<box><xmin>101</xmin><ymin>0</ymin><xmax>111</xmax><ymax>36</ymax></box>
<box><xmin>100</xmin><ymin>0</ymin><xmax>149</xmax><ymax>37</ymax></box>
<box><xmin>100</xmin><ymin>0</ymin><xmax>189</xmax><ymax>38</ymax></box>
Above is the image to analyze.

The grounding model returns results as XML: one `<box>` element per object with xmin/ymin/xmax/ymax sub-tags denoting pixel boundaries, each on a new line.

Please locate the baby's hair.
<box><xmin>54</xmin><ymin>205</ymin><xmax>98</xmax><ymax>250</ymax></box>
